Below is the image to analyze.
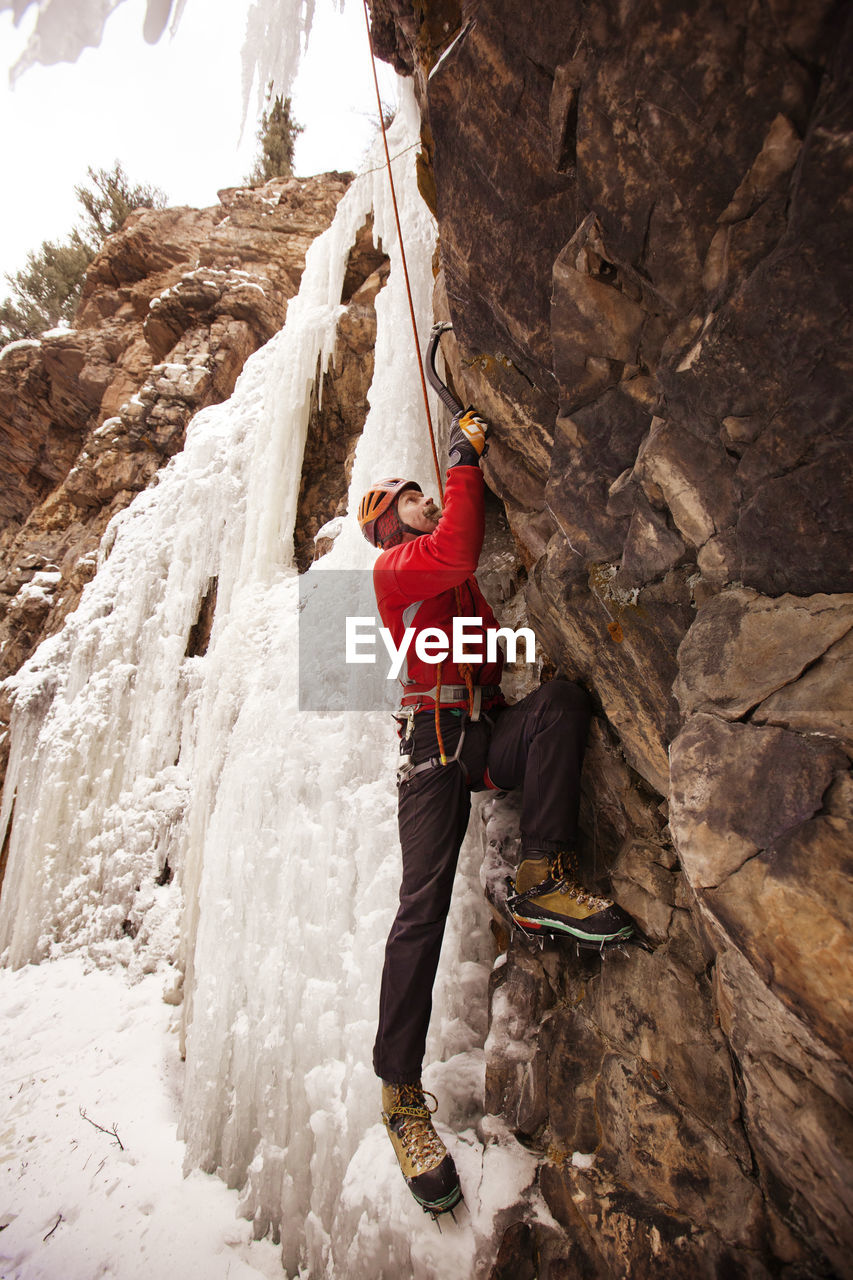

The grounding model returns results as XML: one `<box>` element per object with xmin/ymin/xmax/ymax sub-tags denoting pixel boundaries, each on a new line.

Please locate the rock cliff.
<box><xmin>368</xmin><ymin>1</ymin><xmax>851</xmax><ymax>1275</ymax></box>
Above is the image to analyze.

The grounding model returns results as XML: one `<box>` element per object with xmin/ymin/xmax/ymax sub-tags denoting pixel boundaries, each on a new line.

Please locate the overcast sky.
<box><xmin>0</xmin><ymin>0</ymin><xmax>398</xmax><ymax>288</ymax></box>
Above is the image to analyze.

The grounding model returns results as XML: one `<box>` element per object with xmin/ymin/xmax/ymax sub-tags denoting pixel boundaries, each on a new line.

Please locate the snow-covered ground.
<box><xmin>0</xmin><ymin>956</ymin><xmax>283</xmax><ymax>1280</ymax></box>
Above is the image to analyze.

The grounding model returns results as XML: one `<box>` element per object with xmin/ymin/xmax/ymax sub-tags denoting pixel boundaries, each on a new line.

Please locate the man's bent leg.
<box><xmin>373</xmin><ymin>745</ymin><xmax>471</xmax><ymax>1083</ymax></box>
<box><xmin>487</xmin><ymin>682</ymin><xmax>633</xmax><ymax>942</ymax></box>
<box><xmin>487</xmin><ymin>680</ymin><xmax>591</xmax><ymax>849</ymax></box>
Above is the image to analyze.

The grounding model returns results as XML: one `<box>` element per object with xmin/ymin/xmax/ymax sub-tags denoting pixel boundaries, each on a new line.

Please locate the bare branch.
<box><xmin>79</xmin><ymin>1107</ymin><xmax>124</xmax><ymax>1150</ymax></box>
<box><xmin>43</xmin><ymin>1215</ymin><xmax>62</xmax><ymax>1241</ymax></box>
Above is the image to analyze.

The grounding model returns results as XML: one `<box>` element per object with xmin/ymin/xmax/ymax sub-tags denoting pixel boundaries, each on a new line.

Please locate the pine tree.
<box><xmin>74</xmin><ymin>161</ymin><xmax>167</xmax><ymax>250</ymax></box>
<box><xmin>0</xmin><ymin>234</ymin><xmax>94</xmax><ymax>345</ymax></box>
<box><xmin>246</xmin><ymin>85</ymin><xmax>304</xmax><ymax>185</ymax></box>
<box><xmin>1</xmin><ymin>163</ymin><xmax>167</xmax><ymax>345</ymax></box>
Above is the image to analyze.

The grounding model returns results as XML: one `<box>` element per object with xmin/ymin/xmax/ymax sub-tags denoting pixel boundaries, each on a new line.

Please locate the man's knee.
<box><xmin>535</xmin><ymin>679</ymin><xmax>591</xmax><ymax>727</ymax></box>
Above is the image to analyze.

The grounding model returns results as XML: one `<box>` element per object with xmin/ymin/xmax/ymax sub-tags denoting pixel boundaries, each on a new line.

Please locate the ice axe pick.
<box><xmin>425</xmin><ymin>322</ymin><xmax>464</xmax><ymax>416</ymax></box>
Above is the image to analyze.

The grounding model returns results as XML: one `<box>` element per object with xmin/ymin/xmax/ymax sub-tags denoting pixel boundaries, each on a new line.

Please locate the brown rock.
<box><xmin>552</xmin><ymin>215</ymin><xmax>650</xmax><ymax>371</ymax></box>
<box><xmin>714</xmin><ymin>945</ymin><xmax>853</xmax><ymax>1275</ymax></box>
<box><xmin>545</xmin><ymin>1007</ymin><xmax>605</xmax><ymax>1155</ymax></box>
<box><xmin>694</xmin><ymin>531</ymin><xmax>740</xmax><ymax>597</ymax></box>
<box><xmin>486</xmin><ymin>945</ymin><xmax>555</xmax><ymax>1123</ymax></box>
<box><xmin>609</xmin><ymin>840</ymin><xmax>676</xmax><ymax>944</ymax></box>
<box><xmin>616</xmin><ymin>493</ymin><xmax>687</xmax><ymax>588</ymax></box>
<box><xmin>718</xmin><ymin>114</ymin><xmax>802</xmax><ymax>225</ymax></box>
<box><xmin>669</xmin><ymin>713</ymin><xmax>845</xmax><ymax>888</ymax></box>
<box><xmin>633</xmin><ymin>417</ymin><xmax>738</xmax><ymax>550</ymax></box>
<box><xmin>577</xmin><ymin>718</ymin><xmax>669</xmax><ymax>867</ymax></box>
<box><xmin>591</xmin><ymin>946</ymin><xmax>748</xmax><ymax>1162</ymax></box>
<box><xmin>542</xmin><ymin>1154</ymin><xmax>772</xmax><ymax>1278</ymax></box>
<box><xmin>754</xmin><ymin>626</ymin><xmax>853</xmax><ymax>753</ymax></box>
<box><xmin>545</xmin><ymin>387</ymin><xmax>654</xmax><ymax>564</ymax></box>
<box><xmin>0</xmin><ymin>336</ymin><xmax>101</xmax><ymax>528</ymax></box>
<box><xmin>487</xmin><ymin>1221</ymin><xmax>536</xmax><ymax>1280</ymax></box>
<box><xmin>549</xmin><ymin>63</ymin><xmax>580</xmax><ymax>175</ymax></box>
<box><xmin>375</xmin><ymin>0</ymin><xmax>852</xmax><ymax>1271</ymax></box>
<box><xmin>529</xmin><ymin>545</ymin><xmax>692</xmax><ymax>795</ymax></box>
<box><xmin>674</xmin><ymin>588</ymin><xmax>853</xmax><ymax>720</ymax></box>
<box><xmin>737</xmin><ymin>446</ymin><xmax>853</xmax><ymax>596</ymax></box>
<box><xmin>708</xmin><ymin>814</ymin><xmax>853</xmax><ymax>1061</ymax></box>
<box><xmin>596</xmin><ymin>1053</ymin><xmax>766</xmax><ymax>1250</ymax></box>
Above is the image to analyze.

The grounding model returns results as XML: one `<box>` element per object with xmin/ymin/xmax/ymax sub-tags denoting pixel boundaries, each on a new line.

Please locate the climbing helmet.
<box><xmin>358</xmin><ymin>478</ymin><xmax>421</xmax><ymax>546</ymax></box>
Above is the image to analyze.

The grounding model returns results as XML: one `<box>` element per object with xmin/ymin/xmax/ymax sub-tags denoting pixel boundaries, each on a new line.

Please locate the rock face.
<box><xmin>0</xmin><ymin>172</ymin><xmax>352</xmax><ymax>801</ymax></box>
<box><xmin>371</xmin><ymin>0</ymin><xmax>852</xmax><ymax>1274</ymax></box>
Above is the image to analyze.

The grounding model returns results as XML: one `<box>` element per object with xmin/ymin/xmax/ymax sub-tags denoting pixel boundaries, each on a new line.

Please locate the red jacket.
<box><xmin>373</xmin><ymin>465</ymin><xmax>504</xmax><ymax>698</ymax></box>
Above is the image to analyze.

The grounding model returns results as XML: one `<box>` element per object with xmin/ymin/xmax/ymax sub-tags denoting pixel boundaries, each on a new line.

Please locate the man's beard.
<box><xmin>423</xmin><ymin>501</ymin><xmax>441</xmax><ymax>523</ymax></box>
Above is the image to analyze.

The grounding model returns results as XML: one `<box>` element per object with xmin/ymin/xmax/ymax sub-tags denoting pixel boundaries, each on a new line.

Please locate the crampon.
<box><xmin>504</xmin><ymin>850</ymin><xmax>652</xmax><ymax>956</ymax></box>
<box><xmin>505</xmin><ymin>889</ymin><xmax>654</xmax><ymax>955</ymax></box>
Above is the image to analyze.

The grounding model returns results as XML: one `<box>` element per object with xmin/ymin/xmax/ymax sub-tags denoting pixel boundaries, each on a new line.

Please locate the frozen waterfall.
<box><xmin>0</xmin><ymin>89</ymin><xmax>509</xmax><ymax>1276</ymax></box>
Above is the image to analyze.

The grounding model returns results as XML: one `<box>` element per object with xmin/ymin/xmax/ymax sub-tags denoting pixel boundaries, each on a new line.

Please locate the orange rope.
<box><xmin>434</xmin><ymin>660</ymin><xmax>446</xmax><ymax>764</ymax></box>
<box><xmin>454</xmin><ymin>585</ymin><xmax>475</xmax><ymax>716</ymax></box>
<box><xmin>361</xmin><ymin>0</ymin><xmax>444</xmax><ymax>502</ymax></box>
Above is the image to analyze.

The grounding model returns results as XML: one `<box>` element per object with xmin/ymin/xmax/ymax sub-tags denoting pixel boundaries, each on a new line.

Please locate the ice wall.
<box><xmin>0</xmin><ymin>87</ymin><xmax>495</xmax><ymax>1276</ymax></box>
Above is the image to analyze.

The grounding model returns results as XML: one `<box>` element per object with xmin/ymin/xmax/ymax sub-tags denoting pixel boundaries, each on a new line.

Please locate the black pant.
<box><xmin>373</xmin><ymin>680</ymin><xmax>591</xmax><ymax>1084</ymax></box>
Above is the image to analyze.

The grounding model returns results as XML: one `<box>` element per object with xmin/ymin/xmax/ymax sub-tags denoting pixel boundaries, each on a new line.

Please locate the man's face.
<box><xmin>397</xmin><ymin>488</ymin><xmax>441</xmax><ymax>536</ymax></box>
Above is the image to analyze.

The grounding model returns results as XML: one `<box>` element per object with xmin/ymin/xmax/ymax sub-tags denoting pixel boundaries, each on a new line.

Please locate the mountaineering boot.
<box><xmin>381</xmin><ymin>1081</ymin><xmax>462</xmax><ymax>1216</ymax></box>
<box><xmin>507</xmin><ymin>851</ymin><xmax>634</xmax><ymax>943</ymax></box>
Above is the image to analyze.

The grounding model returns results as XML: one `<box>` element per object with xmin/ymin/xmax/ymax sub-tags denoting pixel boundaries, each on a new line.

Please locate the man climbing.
<box><xmin>357</xmin><ymin>409</ymin><xmax>634</xmax><ymax>1216</ymax></box>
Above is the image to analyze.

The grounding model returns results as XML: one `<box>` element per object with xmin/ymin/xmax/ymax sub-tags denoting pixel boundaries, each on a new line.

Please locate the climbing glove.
<box><xmin>448</xmin><ymin>408</ymin><xmax>489</xmax><ymax>469</ymax></box>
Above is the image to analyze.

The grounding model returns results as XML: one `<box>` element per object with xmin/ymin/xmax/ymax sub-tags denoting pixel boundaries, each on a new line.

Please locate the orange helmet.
<box><xmin>358</xmin><ymin>478</ymin><xmax>421</xmax><ymax>546</ymax></box>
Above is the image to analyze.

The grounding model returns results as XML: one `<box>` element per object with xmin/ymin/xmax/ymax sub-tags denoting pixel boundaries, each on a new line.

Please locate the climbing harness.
<box><xmin>394</xmin><ymin>681</ymin><xmax>500</xmax><ymax>787</ymax></box>
<box><xmin>395</xmin><ymin>709</ymin><xmax>468</xmax><ymax>786</ymax></box>
<box><xmin>398</xmin><ymin>683</ymin><xmax>500</xmax><ymax>717</ymax></box>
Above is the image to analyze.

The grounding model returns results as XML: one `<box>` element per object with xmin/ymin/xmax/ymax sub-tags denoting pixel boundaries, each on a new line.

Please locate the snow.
<box><xmin>0</xmin><ymin>82</ymin><xmax>539</xmax><ymax>1277</ymax></box>
<box><xmin>0</xmin><ymin>956</ymin><xmax>282</xmax><ymax>1280</ymax></box>
<box><xmin>0</xmin><ymin>338</ymin><xmax>41</xmax><ymax>361</ymax></box>
<box><xmin>427</xmin><ymin>20</ymin><xmax>473</xmax><ymax>82</ymax></box>
<box><xmin>312</xmin><ymin>516</ymin><xmax>343</xmax><ymax>543</ymax></box>
<box><xmin>12</xmin><ymin>574</ymin><xmax>61</xmax><ymax>608</ymax></box>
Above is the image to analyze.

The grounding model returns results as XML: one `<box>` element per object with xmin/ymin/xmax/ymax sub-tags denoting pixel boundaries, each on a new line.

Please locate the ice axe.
<box><xmin>425</xmin><ymin>322</ymin><xmax>464</xmax><ymax>416</ymax></box>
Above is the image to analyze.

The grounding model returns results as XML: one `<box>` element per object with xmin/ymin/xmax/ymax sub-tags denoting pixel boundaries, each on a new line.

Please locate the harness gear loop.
<box><xmin>361</xmin><ymin>0</ymin><xmax>444</xmax><ymax>502</ymax></box>
<box><xmin>395</xmin><ymin>706</ymin><xmax>417</xmax><ymax>784</ymax></box>
<box><xmin>396</xmin><ymin>719</ymin><xmax>469</xmax><ymax>787</ymax></box>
